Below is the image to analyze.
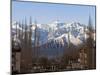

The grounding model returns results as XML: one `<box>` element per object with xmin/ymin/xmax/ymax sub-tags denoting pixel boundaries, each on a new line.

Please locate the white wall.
<box><xmin>0</xmin><ymin>0</ymin><xmax>100</xmax><ymax>75</ymax></box>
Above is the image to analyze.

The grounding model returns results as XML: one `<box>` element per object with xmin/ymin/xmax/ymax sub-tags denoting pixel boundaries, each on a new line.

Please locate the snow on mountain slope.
<box><xmin>12</xmin><ymin>21</ymin><xmax>22</xmax><ymax>30</ymax></box>
<box><xmin>70</xmin><ymin>34</ymin><xmax>82</xmax><ymax>46</ymax></box>
<box><xmin>52</xmin><ymin>33</ymin><xmax>82</xmax><ymax>46</ymax></box>
<box><xmin>12</xmin><ymin>20</ymin><xmax>88</xmax><ymax>47</ymax></box>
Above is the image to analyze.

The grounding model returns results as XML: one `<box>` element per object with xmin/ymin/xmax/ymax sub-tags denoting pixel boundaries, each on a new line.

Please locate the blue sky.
<box><xmin>12</xmin><ymin>1</ymin><xmax>96</xmax><ymax>26</ymax></box>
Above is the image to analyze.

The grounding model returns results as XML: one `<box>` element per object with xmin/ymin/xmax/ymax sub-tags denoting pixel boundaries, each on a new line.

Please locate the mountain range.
<box><xmin>12</xmin><ymin>20</ymin><xmax>94</xmax><ymax>58</ymax></box>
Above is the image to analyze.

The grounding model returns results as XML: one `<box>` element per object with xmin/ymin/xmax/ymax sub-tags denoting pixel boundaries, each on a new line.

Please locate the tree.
<box><xmin>85</xmin><ymin>15</ymin><xmax>96</xmax><ymax>69</ymax></box>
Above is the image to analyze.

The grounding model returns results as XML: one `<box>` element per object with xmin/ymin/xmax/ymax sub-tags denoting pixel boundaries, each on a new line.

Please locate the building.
<box><xmin>78</xmin><ymin>48</ymin><xmax>87</xmax><ymax>69</ymax></box>
<box><xmin>12</xmin><ymin>43</ymin><xmax>21</xmax><ymax>73</ymax></box>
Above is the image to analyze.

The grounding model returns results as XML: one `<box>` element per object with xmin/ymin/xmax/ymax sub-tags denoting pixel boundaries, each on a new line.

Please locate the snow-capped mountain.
<box><xmin>11</xmin><ymin>20</ymin><xmax>95</xmax><ymax>58</ymax></box>
<box><xmin>37</xmin><ymin>21</ymin><xmax>86</xmax><ymax>46</ymax></box>
<box><xmin>12</xmin><ymin>20</ymin><xmax>89</xmax><ymax>47</ymax></box>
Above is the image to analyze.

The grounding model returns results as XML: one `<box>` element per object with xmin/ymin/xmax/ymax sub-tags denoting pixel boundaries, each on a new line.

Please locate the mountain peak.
<box><xmin>12</xmin><ymin>21</ymin><xmax>88</xmax><ymax>47</ymax></box>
